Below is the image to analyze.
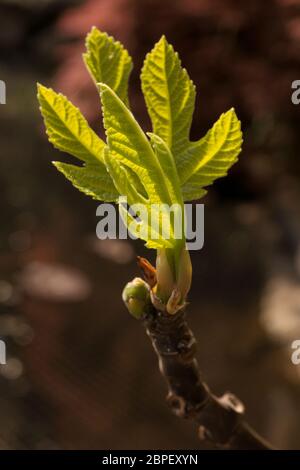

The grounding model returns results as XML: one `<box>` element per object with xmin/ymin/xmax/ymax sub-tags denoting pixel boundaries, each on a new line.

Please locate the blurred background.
<box><xmin>0</xmin><ymin>0</ymin><xmax>300</xmax><ymax>450</ymax></box>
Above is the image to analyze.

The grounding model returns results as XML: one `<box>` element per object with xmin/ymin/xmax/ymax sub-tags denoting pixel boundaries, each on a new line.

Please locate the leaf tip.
<box><xmin>86</xmin><ymin>25</ymin><xmax>101</xmax><ymax>41</ymax></box>
<box><xmin>36</xmin><ymin>82</ymin><xmax>46</xmax><ymax>95</ymax></box>
<box><xmin>158</xmin><ymin>34</ymin><xmax>168</xmax><ymax>47</ymax></box>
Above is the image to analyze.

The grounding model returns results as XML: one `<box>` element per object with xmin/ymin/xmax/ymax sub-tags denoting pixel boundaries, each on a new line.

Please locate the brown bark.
<box><xmin>142</xmin><ymin>307</ymin><xmax>274</xmax><ymax>450</ymax></box>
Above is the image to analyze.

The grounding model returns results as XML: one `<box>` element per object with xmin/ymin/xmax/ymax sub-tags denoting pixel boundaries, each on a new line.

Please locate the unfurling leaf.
<box><xmin>37</xmin><ymin>84</ymin><xmax>118</xmax><ymax>201</ymax></box>
<box><xmin>179</xmin><ymin>108</ymin><xmax>243</xmax><ymax>201</ymax></box>
<box><xmin>100</xmin><ymin>82</ymin><xmax>184</xmax><ymax>250</ymax></box>
<box><xmin>83</xmin><ymin>26</ymin><xmax>132</xmax><ymax>106</ymax></box>
<box><xmin>141</xmin><ymin>36</ymin><xmax>242</xmax><ymax>202</ymax></box>
<box><xmin>141</xmin><ymin>36</ymin><xmax>195</xmax><ymax>158</ymax></box>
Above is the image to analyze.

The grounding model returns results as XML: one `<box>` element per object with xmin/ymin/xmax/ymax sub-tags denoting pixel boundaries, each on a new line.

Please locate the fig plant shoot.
<box><xmin>37</xmin><ymin>27</ymin><xmax>273</xmax><ymax>450</ymax></box>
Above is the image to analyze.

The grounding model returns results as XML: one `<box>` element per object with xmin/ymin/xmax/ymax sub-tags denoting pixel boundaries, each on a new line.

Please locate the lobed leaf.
<box><xmin>179</xmin><ymin>108</ymin><xmax>243</xmax><ymax>201</ymax></box>
<box><xmin>83</xmin><ymin>26</ymin><xmax>132</xmax><ymax>106</ymax></box>
<box><xmin>37</xmin><ymin>83</ymin><xmax>118</xmax><ymax>201</ymax></box>
<box><xmin>141</xmin><ymin>37</ymin><xmax>242</xmax><ymax>202</ymax></box>
<box><xmin>141</xmin><ymin>36</ymin><xmax>195</xmax><ymax>158</ymax></box>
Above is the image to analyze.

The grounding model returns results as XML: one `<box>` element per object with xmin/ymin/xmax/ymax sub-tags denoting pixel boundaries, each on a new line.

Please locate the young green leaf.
<box><xmin>83</xmin><ymin>27</ymin><xmax>132</xmax><ymax>106</ymax></box>
<box><xmin>147</xmin><ymin>132</ymin><xmax>183</xmax><ymax>207</ymax></box>
<box><xmin>105</xmin><ymin>148</ymin><xmax>178</xmax><ymax>249</ymax></box>
<box><xmin>99</xmin><ymin>83</ymin><xmax>184</xmax><ymax>249</ymax></box>
<box><xmin>141</xmin><ymin>35</ymin><xmax>195</xmax><ymax>158</ymax></box>
<box><xmin>179</xmin><ymin>108</ymin><xmax>242</xmax><ymax>201</ymax></box>
<box><xmin>103</xmin><ymin>148</ymin><xmax>147</xmax><ymax>206</ymax></box>
<box><xmin>37</xmin><ymin>83</ymin><xmax>118</xmax><ymax>201</ymax></box>
<box><xmin>147</xmin><ymin>133</ymin><xmax>185</xmax><ymax>248</ymax></box>
<box><xmin>99</xmin><ymin>83</ymin><xmax>179</xmax><ymax>207</ymax></box>
<box><xmin>37</xmin><ymin>84</ymin><xmax>105</xmax><ymax>163</ymax></box>
<box><xmin>141</xmin><ymin>37</ymin><xmax>242</xmax><ymax>202</ymax></box>
<box><xmin>118</xmin><ymin>202</ymin><xmax>173</xmax><ymax>250</ymax></box>
<box><xmin>53</xmin><ymin>161</ymin><xmax>118</xmax><ymax>201</ymax></box>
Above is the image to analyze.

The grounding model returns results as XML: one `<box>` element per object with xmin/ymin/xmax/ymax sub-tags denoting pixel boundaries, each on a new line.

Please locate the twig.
<box><xmin>142</xmin><ymin>306</ymin><xmax>274</xmax><ymax>450</ymax></box>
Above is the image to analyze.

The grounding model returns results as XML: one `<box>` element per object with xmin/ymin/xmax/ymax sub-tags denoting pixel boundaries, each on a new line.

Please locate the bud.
<box><xmin>156</xmin><ymin>249</ymin><xmax>175</xmax><ymax>303</ymax></box>
<box><xmin>122</xmin><ymin>277</ymin><xmax>151</xmax><ymax>319</ymax></box>
<box><xmin>165</xmin><ymin>248</ymin><xmax>192</xmax><ymax>314</ymax></box>
<box><xmin>155</xmin><ymin>247</ymin><xmax>192</xmax><ymax>314</ymax></box>
<box><xmin>166</xmin><ymin>287</ymin><xmax>182</xmax><ymax>315</ymax></box>
<box><xmin>177</xmin><ymin>248</ymin><xmax>192</xmax><ymax>301</ymax></box>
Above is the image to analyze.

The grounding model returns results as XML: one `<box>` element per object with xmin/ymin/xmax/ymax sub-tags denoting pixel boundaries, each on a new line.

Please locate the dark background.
<box><xmin>0</xmin><ymin>0</ymin><xmax>300</xmax><ymax>449</ymax></box>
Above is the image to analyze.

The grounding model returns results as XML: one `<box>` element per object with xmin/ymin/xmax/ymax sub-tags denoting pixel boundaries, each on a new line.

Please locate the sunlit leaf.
<box><xmin>37</xmin><ymin>83</ymin><xmax>118</xmax><ymax>201</ymax></box>
<box><xmin>83</xmin><ymin>26</ymin><xmax>132</xmax><ymax>106</ymax></box>
<box><xmin>179</xmin><ymin>108</ymin><xmax>242</xmax><ymax>201</ymax></box>
<box><xmin>100</xmin><ymin>83</ymin><xmax>183</xmax><ymax>248</ymax></box>
<box><xmin>141</xmin><ymin>36</ymin><xmax>195</xmax><ymax>158</ymax></box>
<box><xmin>53</xmin><ymin>161</ymin><xmax>118</xmax><ymax>201</ymax></box>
